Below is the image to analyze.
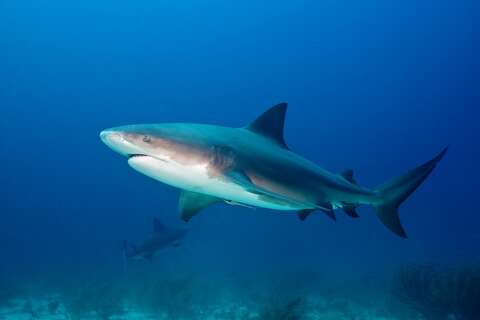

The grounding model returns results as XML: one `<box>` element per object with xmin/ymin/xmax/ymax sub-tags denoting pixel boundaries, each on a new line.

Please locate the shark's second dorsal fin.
<box><xmin>246</xmin><ymin>103</ymin><xmax>289</xmax><ymax>149</ymax></box>
<box><xmin>153</xmin><ymin>218</ymin><xmax>166</xmax><ymax>233</ymax></box>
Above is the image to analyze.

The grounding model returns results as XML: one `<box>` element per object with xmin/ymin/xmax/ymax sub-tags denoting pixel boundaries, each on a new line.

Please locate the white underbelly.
<box><xmin>127</xmin><ymin>156</ymin><xmax>300</xmax><ymax>210</ymax></box>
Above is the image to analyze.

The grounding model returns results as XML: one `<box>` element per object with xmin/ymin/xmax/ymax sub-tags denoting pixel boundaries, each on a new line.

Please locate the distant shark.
<box><xmin>123</xmin><ymin>218</ymin><xmax>186</xmax><ymax>261</ymax></box>
<box><xmin>101</xmin><ymin>103</ymin><xmax>446</xmax><ymax>238</ymax></box>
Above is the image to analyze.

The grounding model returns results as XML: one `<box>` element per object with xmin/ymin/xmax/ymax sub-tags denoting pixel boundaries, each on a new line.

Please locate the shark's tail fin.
<box><xmin>373</xmin><ymin>147</ymin><xmax>448</xmax><ymax>238</ymax></box>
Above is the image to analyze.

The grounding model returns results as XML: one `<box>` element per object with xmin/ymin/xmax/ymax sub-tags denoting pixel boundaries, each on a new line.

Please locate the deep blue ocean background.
<box><xmin>0</xmin><ymin>1</ymin><xmax>478</xmax><ymax>318</ymax></box>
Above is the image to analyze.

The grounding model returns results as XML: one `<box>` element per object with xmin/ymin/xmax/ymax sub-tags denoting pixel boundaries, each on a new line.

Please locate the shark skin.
<box><xmin>101</xmin><ymin>103</ymin><xmax>447</xmax><ymax>238</ymax></box>
<box><xmin>123</xmin><ymin>218</ymin><xmax>187</xmax><ymax>261</ymax></box>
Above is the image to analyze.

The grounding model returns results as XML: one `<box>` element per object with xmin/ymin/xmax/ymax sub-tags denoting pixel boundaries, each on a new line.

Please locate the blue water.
<box><xmin>1</xmin><ymin>1</ymin><xmax>478</xmax><ymax>319</ymax></box>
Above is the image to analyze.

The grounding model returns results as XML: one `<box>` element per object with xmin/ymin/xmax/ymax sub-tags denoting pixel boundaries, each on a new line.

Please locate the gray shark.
<box><xmin>101</xmin><ymin>103</ymin><xmax>446</xmax><ymax>238</ymax></box>
<box><xmin>123</xmin><ymin>218</ymin><xmax>187</xmax><ymax>261</ymax></box>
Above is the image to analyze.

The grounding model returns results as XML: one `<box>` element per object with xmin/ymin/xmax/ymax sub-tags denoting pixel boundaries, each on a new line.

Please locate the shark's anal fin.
<box><xmin>178</xmin><ymin>190</ymin><xmax>221</xmax><ymax>222</ymax></box>
<box><xmin>246</xmin><ymin>103</ymin><xmax>289</xmax><ymax>149</ymax></box>
<box><xmin>153</xmin><ymin>218</ymin><xmax>166</xmax><ymax>233</ymax></box>
<box><xmin>297</xmin><ymin>209</ymin><xmax>315</xmax><ymax>221</ymax></box>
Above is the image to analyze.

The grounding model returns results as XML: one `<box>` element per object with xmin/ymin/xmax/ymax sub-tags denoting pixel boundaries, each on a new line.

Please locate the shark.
<box><xmin>101</xmin><ymin>103</ymin><xmax>446</xmax><ymax>238</ymax></box>
<box><xmin>123</xmin><ymin>218</ymin><xmax>187</xmax><ymax>261</ymax></box>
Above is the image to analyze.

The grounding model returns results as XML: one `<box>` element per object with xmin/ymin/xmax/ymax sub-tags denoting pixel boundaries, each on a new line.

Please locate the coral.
<box><xmin>392</xmin><ymin>264</ymin><xmax>480</xmax><ymax>320</ymax></box>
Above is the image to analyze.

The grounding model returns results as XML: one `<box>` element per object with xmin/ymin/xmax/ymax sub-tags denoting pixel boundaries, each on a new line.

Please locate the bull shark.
<box><xmin>101</xmin><ymin>103</ymin><xmax>446</xmax><ymax>238</ymax></box>
<box><xmin>123</xmin><ymin>218</ymin><xmax>187</xmax><ymax>261</ymax></box>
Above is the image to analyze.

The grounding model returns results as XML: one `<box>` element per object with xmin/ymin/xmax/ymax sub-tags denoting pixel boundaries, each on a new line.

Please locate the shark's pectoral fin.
<box><xmin>178</xmin><ymin>190</ymin><xmax>221</xmax><ymax>222</ymax></box>
<box><xmin>297</xmin><ymin>209</ymin><xmax>315</xmax><ymax>221</ymax></box>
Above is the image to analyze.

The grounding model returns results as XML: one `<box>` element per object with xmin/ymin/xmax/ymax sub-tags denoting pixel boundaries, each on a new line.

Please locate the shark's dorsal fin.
<box><xmin>340</xmin><ymin>169</ymin><xmax>358</xmax><ymax>185</ymax></box>
<box><xmin>153</xmin><ymin>218</ymin><xmax>166</xmax><ymax>233</ymax></box>
<box><xmin>246</xmin><ymin>103</ymin><xmax>289</xmax><ymax>149</ymax></box>
<box><xmin>178</xmin><ymin>190</ymin><xmax>221</xmax><ymax>222</ymax></box>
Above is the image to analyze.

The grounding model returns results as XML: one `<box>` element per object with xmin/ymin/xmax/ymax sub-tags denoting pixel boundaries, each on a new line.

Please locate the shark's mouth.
<box><xmin>128</xmin><ymin>154</ymin><xmax>167</xmax><ymax>163</ymax></box>
<box><xmin>128</xmin><ymin>154</ymin><xmax>148</xmax><ymax>159</ymax></box>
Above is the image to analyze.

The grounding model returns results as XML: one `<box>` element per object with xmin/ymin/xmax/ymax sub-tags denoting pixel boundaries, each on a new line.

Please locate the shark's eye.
<box><xmin>143</xmin><ymin>135</ymin><xmax>151</xmax><ymax>143</ymax></box>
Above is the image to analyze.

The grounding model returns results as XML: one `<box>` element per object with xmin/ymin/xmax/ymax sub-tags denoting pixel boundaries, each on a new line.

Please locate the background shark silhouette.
<box><xmin>123</xmin><ymin>218</ymin><xmax>186</xmax><ymax>262</ymax></box>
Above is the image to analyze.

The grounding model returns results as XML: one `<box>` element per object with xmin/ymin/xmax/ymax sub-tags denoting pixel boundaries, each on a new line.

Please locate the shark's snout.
<box><xmin>100</xmin><ymin>129</ymin><xmax>121</xmax><ymax>146</ymax></box>
<box><xmin>100</xmin><ymin>128</ymin><xmax>138</xmax><ymax>157</ymax></box>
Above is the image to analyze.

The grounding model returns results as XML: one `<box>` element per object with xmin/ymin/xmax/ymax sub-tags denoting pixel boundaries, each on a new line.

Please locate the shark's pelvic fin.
<box><xmin>323</xmin><ymin>209</ymin><xmax>336</xmax><ymax>221</ymax></box>
<box><xmin>373</xmin><ymin>147</ymin><xmax>448</xmax><ymax>238</ymax></box>
<box><xmin>153</xmin><ymin>218</ymin><xmax>166</xmax><ymax>233</ymax></box>
<box><xmin>317</xmin><ymin>202</ymin><xmax>336</xmax><ymax>221</ymax></box>
<box><xmin>178</xmin><ymin>190</ymin><xmax>221</xmax><ymax>222</ymax></box>
<box><xmin>246</xmin><ymin>103</ymin><xmax>289</xmax><ymax>149</ymax></box>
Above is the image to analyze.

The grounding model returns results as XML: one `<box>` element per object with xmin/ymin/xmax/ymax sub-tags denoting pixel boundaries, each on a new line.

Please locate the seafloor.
<box><xmin>0</xmin><ymin>295</ymin><xmax>413</xmax><ymax>320</ymax></box>
<box><xmin>2</xmin><ymin>265</ymin><xmax>478</xmax><ymax>320</ymax></box>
